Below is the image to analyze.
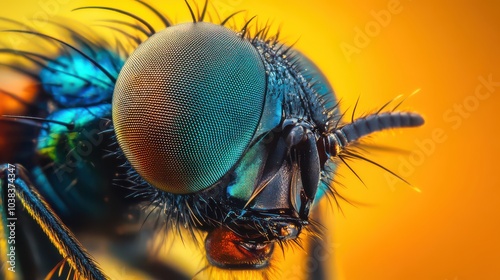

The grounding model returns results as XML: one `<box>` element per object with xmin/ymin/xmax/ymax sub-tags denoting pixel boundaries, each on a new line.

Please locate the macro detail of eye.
<box><xmin>113</xmin><ymin>22</ymin><xmax>266</xmax><ymax>194</ymax></box>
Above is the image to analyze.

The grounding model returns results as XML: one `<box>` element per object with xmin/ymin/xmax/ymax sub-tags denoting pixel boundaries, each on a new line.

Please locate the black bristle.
<box><xmin>73</xmin><ymin>6</ymin><xmax>156</xmax><ymax>36</ymax></box>
<box><xmin>2</xmin><ymin>30</ymin><xmax>117</xmax><ymax>83</ymax></box>
<box><xmin>136</xmin><ymin>0</ymin><xmax>172</xmax><ymax>28</ymax></box>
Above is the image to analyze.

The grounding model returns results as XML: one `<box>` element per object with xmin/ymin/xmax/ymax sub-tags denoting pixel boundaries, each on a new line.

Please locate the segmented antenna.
<box><xmin>324</xmin><ymin>112</ymin><xmax>424</xmax><ymax>157</ymax></box>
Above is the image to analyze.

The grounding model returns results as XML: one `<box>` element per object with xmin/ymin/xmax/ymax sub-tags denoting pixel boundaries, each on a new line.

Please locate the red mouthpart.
<box><xmin>205</xmin><ymin>227</ymin><xmax>274</xmax><ymax>269</ymax></box>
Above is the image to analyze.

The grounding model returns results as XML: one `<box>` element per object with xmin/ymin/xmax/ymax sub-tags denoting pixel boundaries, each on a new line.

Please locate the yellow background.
<box><xmin>1</xmin><ymin>0</ymin><xmax>499</xmax><ymax>279</ymax></box>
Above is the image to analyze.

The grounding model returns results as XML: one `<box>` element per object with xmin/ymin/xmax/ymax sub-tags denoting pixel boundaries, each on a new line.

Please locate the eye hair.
<box><xmin>2</xmin><ymin>30</ymin><xmax>118</xmax><ymax>83</ymax></box>
<box><xmin>135</xmin><ymin>0</ymin><xmax>172</xmax><ymax>28</ymax></box>
<box><xmin>98</xmin><ymin>19</ymin><xmax>151</xmax><ymax>41</ymax></box>
<box><xmin>73</xmin><ymin>6</ymin><xmax>157</xmax><ymax>36</ymax></box>
<box><xmin>109</xmin><ymin>146</ymin><xmax>209</xmax><ymax>245</ymax></box>
<box><xmin>220</xmin><ymin>10</ymin><xmax>245</xmax><ymax>27</ymax></box>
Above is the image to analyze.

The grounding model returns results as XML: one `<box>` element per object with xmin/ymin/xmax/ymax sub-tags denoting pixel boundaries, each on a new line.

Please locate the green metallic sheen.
<box><xmin>37</xmin><ymin>105</ymin><xmax>111</xmax><ymax>163</ymax></box>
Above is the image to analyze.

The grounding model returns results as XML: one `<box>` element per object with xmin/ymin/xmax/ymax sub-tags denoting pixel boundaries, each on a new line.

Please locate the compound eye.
<box><xmin>112</xmin><ymin>22</ymin><xmax>266</xmax><ymax>194</ymax></box>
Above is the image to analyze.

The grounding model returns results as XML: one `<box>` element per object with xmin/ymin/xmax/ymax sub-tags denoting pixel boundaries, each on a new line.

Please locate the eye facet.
<box><xmin>113</xmin><ymin>22</ymin><xmax>266</xmax><ymax>194</ymax></box>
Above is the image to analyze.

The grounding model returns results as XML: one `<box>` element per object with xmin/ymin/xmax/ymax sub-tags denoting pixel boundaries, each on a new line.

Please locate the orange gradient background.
<box><xmin>1</xmin><ymin>0</ymin><xmax>499</xmax><ymax>279</ymax></box>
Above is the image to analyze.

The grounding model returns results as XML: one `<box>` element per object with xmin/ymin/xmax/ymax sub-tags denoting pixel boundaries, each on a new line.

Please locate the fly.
<box><xmin>0</xmin><ymin>1</ymin><xmax>424</xmax><ymax>279</ymax></box>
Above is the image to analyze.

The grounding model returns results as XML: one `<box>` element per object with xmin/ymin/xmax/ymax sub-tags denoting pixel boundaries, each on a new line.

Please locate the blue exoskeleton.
<box><xmin>0</xmin><ymin>1</ymin><xmax>424</xmax><ymax>279</ymax></box>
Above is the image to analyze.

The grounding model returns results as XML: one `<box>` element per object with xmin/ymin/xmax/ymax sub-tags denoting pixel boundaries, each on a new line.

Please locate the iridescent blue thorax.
<box><xmin>35</xmin><ymin>46</ymin><xmax>125</xmax><ymax>221</ymax></box>
<box><xmin>39</xmin><ymin>49</ymin><xmax>123</xmax><ymax>107</ymax></box>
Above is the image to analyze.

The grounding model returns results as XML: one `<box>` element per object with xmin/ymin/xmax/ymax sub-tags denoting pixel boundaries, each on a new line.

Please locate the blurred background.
<box><xmin>1</xmin><ymin>0</ymin><xmax>499</xmax><ymax>279</ymax></box>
